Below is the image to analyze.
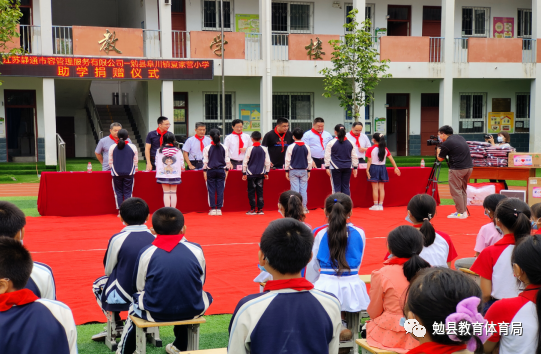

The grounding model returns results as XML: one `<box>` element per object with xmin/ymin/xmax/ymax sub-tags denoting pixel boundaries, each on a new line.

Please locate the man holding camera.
<box><xmin>436</xmin><ymin>125</ymin><xmax>473</xmax><ymax>219</ymax></box>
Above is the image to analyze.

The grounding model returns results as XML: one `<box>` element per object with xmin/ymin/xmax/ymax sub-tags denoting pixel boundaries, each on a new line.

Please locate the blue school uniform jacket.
<box><xmin>324</xmin><ymin>138</ymin><xmax>359</xmax><ymax>170</ymax></box>
<box><xmin>25</xmin><ymin>261</ymin><xmax>56</xmax><ymax>300</ymax></box>
<box><xmin>132</xmin><ymin>237</ymin><xmax>212</xmax><ymax>321</ymax></box>
<box><xmin>203</xmin><ymin>144</ymin><xmax>230</xmax><ymax>170</ymax></box>
<box><xmin>242</xmin><ymin>144</ymin><xmax>271</xmax><ymax>176</ymax></box>
<box><xmin>285</xmin><ymin>142</ymin><xmax>313</xmax><ymax>170</ymax></box>
<box><xmin>100</xmin><ymin>225</ymin><xmax>156</xmax><ymax>312</ymax></box>
<box><xmin>0</xmin><ymin>297</ymin><xmax>78</xmax><ymax>353</ymax></box>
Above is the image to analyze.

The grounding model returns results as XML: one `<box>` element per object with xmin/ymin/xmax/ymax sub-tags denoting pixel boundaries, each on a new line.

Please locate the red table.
<box><xmin>37</xmin><ymin>167</ymin><xmax>438</xmax><ymax>216</ymax></box>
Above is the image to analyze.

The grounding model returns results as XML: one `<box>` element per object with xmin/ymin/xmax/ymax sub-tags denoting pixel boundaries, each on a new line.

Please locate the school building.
<box><xmin>1</xmin><ymin>0</ymin><xmax>540</xmax><ymax>165</ymax></box>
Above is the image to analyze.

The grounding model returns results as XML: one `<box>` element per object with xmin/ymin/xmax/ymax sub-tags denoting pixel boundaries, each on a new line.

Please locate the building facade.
<box><xmin>1</xmin><ymin>0</ymin><xmax>540</xmax><ymax>165</ymax></box>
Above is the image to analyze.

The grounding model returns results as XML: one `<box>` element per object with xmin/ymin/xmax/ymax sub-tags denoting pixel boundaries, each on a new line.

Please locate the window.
<box><xmin>518</xmin><ymin>9</ymin><xmax>532</xmax><ymax>38</ymax></box>
<box><xmin>515</xmin><ymin>93</ymin><xmax>530</xmax><ymax>133</ymax></box>
<box><xmin>459</xmin><ymin>93</ymin><xmax>486</xmax><ymax>133</ymax></box>
<box><xmin>202</xmin><ymin>0</ymin><xmax>233</xmax><ymax>31</ymax></box>
<box><xmin>203</xmin><ymin>92</ymin><xmax>235</xmax><ymax>134</ymax></box>
<box><xmin>345</xmin><ymin>102</ymin><xmax>372</xmax><ymax>134</ymax></box>
<box><xmin>173</xmin><ymin>93</ymin><xmax>188</xmax><ymax>136</ymax></box>
<box><xmin>462</xmin><ymin>7</ymin><xmax>490</xmax><ymax>37</ymax></box>
<box><xmin>271</xmin><ymin>1</ymin><xmax>313</xmax><ymax>34</ymax></box>
<box><xmin>272</xmin><ymin>92</ymin><xmax>313</xmax><ymax>131</ymax></box>
<box><xmin>345</xmin><ymin>3</ymin><xmax>374</xmax><ymax>34</ymax></box>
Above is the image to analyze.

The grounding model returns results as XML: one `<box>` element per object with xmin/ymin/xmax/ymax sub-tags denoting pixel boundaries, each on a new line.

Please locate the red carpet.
<box><xmin>24</xmin><ymin>205</ymin><xmax>485</xmax><ymax>325</ymax></box>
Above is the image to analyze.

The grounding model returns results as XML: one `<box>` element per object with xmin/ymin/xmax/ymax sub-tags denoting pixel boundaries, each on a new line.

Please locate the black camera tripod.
<box><xmin>425</xmin><ymin>158</ymin><xmax>441</xmax><ymax>199</ymax></box>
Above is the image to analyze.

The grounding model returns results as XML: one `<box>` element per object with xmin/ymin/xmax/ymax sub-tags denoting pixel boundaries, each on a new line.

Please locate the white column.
<box><xmin>158</xmin><ymin>0</ymin><xmax>173</xmax><ymax>59</ymax></box>
<box><xmin>353</xmin><ymin>0</ymin><xmax>366</xmax><ymax>122</ymax></box>
<box><xmin>147</xmin><ymin>80</ymin><xmax>162</xmax><ymax>130</ymax></box>
<box><xmin>260</xmin><ymin>0</ymin><xmax>273</xmax><ymax>133</ymax></box>
<box><xmin>37</xmin><ymin>0</ymin><xmax>53</xmax><ymax>55</ymax></box>
<box><xmin>439</xmin><ymin>0</ymin><xmax>455</xmax><ymax>127</ymax></box>
<box><xmin>530</xmin><ymin>0</ymin><xmax>541</xmax><ymax>151</ymax></box>
<box><xmin>43</xmin><ymin>78</ymin><xmax>57</xmax><ymax>165</ymax></box>
<box><xmin>161</xmin><ymin>80</ymin><xmax>174</xmax><ymax>132</ymax></box>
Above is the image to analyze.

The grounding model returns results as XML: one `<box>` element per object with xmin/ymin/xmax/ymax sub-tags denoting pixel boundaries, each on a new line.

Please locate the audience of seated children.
<box><xmin>278</xmin><ymin>190</ymin><xmax>311</xmax><ymax>229</ymax></box>
<box><xmin>91</xmin><ymin>198</ymin><xmax>156</xmax><ymax>341</ymax></box>
<box><xmin>366</xmin><ymin>226</ymin><xmax>431</xmax><ymax>353</ymax></box>
<box><xmin>484</xmin><ymin>235</ymin><xmax>541</xmax><ymax>354</ymax></box>
<box><xmin>203</xmin><ymin>129</ymin><xmax>231</xmax><ymax>216</ymax></box>
<box><xmin>454</xmin><ymin>194</ymin><xmax>506</xmax><ymax>270</ymax></box>
<box><xmin>228</xmin><ymin>218</ymin><xmax>343</xmax><ymax>354</ymax></box>
<box><xmin>471</xmin><ymin>198</ymin><xmax>531</xmax><ymax>313</ymax></box>
<box><xmin>403</xmin><ymin>267</ymin><xmax>488</xmax><ymax>354</ymax></box>
<box><xmin>242</xmin><ymin>130</ymin><xmax>271</xmax><ymax>215</ymax></box>
<box><xmin>0</xmin><ymin>201</ymin><xmax>56</xmax><ymax>300</ymax></box>
<box><xmin>531</xmin><ymin>202</ymin><xmax>541</xmax><ymax>235</ymax></box>
<box><xmin>0</xmin><ymin>237</ymin><xmax>77</xmax><ymax>353</ymax></box>
<box><xmin>306</xmin><ymin>193</ymin><xmax>370</xmax><ymax>340</ymax></box>
<box><xmin>117</xmin><ymin>207</ymin><xmax>212</xmax><ymax>354</ymax></box>
<box><xmin>285</xmin><ymin>127</ymin><xmax>313</xmax><ymax>213</ymax></box>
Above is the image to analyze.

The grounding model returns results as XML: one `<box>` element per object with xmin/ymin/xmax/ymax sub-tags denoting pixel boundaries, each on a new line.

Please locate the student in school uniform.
<box><xmin>324</xmin><ymin>124</ymin><xmax>359</xmax><ymax>196</ymax></box>
<box><xmin>471</xmin><ymin>198</ymin><xmax>531</xmax><ymax>313</ymax></box>
<box><xmin>117</xmin><ymin>208</ymin><xmax>212</xmax><ymax>354</ymax></box>
<box><xmin>531</xmin><ymin>202</ymin><xmax>541</xmax><ymax>235</ymax></box>
<box><xmin>203</xmin><ymin>129</ymin><xmax>231</xmax><ymax>216</ymax></box>
<box><xmin>95</xmin><ymin>122</ymin><xmax>132</xmax><ymax>171</ymax></box>
<box><xmin>366</xmin><ymin>133</ymin><xmax>401</xmax><ymax>210</ymax></box>
<box><xmin>108</xmin><ymin>129</ymin><xmax>139</xmax><ymax>212</ymax></box>
<box><xmin>346</xmin><ymin>122</ymin><xmax>371</xmax><ymax>163</ymax></box>
<box><xmin>0</xmin><ymin>237</ymin><xmax>78</xmax><ymax>354</ymax></box>
<box><xmin>242</xmin><ymin>131</ymin><xmax>271</xmax><ymax>215</ymax></box>
<box><xmin>91</xmin><ymin>198</ymin><xmax>155</xmax><ymax>342</ymax></box>
<box><xmin>483</xmin><ymin>235</ymin><xmax>541</xmax><ymax>354</ymax></box>
<box><xmin>285</xmin><ymin>127</ymin><xmax>313</xmax><ymax>212</ymax></box>
<box><xmin>302</xmin><ymin>117</ymin><xmax>333</xmax><ymax>168</ymax></box>
<box><xmin>0</xmin><ymin>201</ymin><xmax>56</xmax><ymax>300</ymax></box>
<box><xmin>183</xmin><ymin>122</ymin><xmax>211</xmax><ymax>171</ymax></box>
<box><xmin>261</xmin><ymin>117</ymin><xmax>294</xmax><ymax>169</ymax></box>
<box><xmin>155</xmin><ymin>132</ymin><xmax>184</xmax><ymax>209</ymax></box>
<box><xmin>229</xmin><ymin>218</ymin><xmax>342</xmax><ymax>354</ymax></box>
<box><xmin>144</xmin><ymin>116</ymin><xmax>170</xmax><ymax>171</ymax></box>
<box><xmin>224</xmin><ymin>119</ymin><xmax>252</xmax><ymax>170</ymax></box>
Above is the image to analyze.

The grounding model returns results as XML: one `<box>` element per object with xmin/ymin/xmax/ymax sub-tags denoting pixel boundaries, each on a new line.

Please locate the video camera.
<box><xmin>484</xmin><ymin>134</ymin><xmax>493</xmax><ymax>140</ymax></box>
<box><xmin>426</xmin><ymin>135</ymin><xmax>441</xmax><ymax>146</ymax></box>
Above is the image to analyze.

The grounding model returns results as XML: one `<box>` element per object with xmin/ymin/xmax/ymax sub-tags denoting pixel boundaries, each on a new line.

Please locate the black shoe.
<box><xmin>257</xmin><ymin>209</ymin><xmax>264</xmax><ymax>215</ymax></box>
<box><xmin>246</xmin><ymin>209</ymin><xmax>257</xmax><ymax>215</ymax></box>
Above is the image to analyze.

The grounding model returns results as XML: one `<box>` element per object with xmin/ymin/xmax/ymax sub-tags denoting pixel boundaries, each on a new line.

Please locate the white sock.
<box><xmin>373</xmin><ymin>201</ymin><xmax>378</xmax><ymax>205</ymax></box>
<box><xmin>163</xmin><ymin>192</ymin><xmax>171</xmax><ymax>207</ymax></box>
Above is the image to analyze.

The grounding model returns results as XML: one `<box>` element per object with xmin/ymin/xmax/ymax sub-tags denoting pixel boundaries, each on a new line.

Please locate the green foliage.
<box><xmin>0</xmin><ymin>0</ymin><xmax>24</xmax><ymax>84</ymax></box>
<box><xmin>319</xmin><ymin>9</ymin><xmax>391</xmax><ymax>121</ymax></box>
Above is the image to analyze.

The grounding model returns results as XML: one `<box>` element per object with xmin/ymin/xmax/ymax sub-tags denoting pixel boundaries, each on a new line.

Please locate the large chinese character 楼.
<box><xmin>99</xmin><ymin>29</ymin><xmax>122</xmax><ymax>55</ymax></box>
<box><xmin>305</xmin><ymin>37</ymin><xmax>325</xmax><ymax>60</ymax></box>
<box><xmin>210</xmin><ymin>34</ymin><xmax>228</xmax><ymax>57</ymax></box>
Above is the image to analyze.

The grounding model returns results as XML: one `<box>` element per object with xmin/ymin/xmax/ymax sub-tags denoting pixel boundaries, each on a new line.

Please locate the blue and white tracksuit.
<box><xmin>108</xmin><ymin>143</ymin><xmax>139</xmax><ymax>209</ymax></box>
<box><xmin>242</xmin><ymin>144</ymin><xmax>271</xmax><ymax>210</ymax></box>
<box><xmin>25</xmin><ymin>261</ymin><xmax>56</xmax><ymax>300</ymax></box>
<box><xmin>285</xmin><ymin>142</ymin><xmax>313</xmax><ymax>208</ymax></box>
<box><xmin>203</xmin><ymin>144</ymin><xmax>230</xmax><ymax>209</ymax></box>
<box><xmin>324</xmin><ymin>138</ymin><xmax>359</xmax><ymax>196</ymax></box>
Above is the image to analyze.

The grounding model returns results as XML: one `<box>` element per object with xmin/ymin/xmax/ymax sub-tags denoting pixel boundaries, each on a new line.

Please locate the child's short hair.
<box><xmin>482</xmin><ymin>193</ymin><xmax>507</xmax><ymax>212</ymax></box>
<box><xmin>0</xmin><ymin>237</ymin><xmax>33</xmax><ymax>290</ymax></box>
<box><xmin>120</xmin><ymin>198</ymin><xmax>149</xmax><ymax>225</ymax></box>
<box><xmin>260</xmin><ymin>218</ymin><xmax>313</xmax><ymax>275</ymax></box>
<box><xmin>152</xmin><ymin>207</ymin><xmax>185</xmax><ymax>235</ymax></box>
<box><xmin>251</xmin><ymin>131</ymin><xmax>262</xmax><ymax>141</ymax></box>
<box><xmin>0</xmin><ymin>201</ymin><xmax>26</xmax><ymax>238</ymax></box>
<box><xmin>292</xmin><ymin>128</ymin><xmax>303</xmax><ymax>140</ymax></box>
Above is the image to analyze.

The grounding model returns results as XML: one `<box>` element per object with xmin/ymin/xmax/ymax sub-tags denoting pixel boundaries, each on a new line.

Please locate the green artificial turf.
<box><xmin>0</xmin><ymin>196</ymin><xmax>40</xmax><ymax>217</ymax></box>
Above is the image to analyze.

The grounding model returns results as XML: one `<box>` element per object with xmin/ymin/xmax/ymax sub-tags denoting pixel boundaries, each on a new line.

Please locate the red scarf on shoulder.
<box><xmin>406</xmin><ymin>342</ymin><xmax>467</xmax><ymax>354</ymax></box>
<box><xmin>157</xmin><ymin>128</ymin><xmax>167</xmax><ymax>146</ymax></box>
<box><xmin>0</xmin><ymin>289</ymin><xmax>38</xmax><ymax>312</ymax></box>
<box><xmin>384</xmin><ymin>257</ymin><xmax>410</xmax><ymax>266</ymax></box>
<box><xmin>153</xmin><ymin>234</ymin><xmax>184</xmax><ymax>252</ymax></box>
<box><xmin>274</xmin><ymin>127</ymin><xmax>286</xmax><ymax>152</ymax></box>
<box><xmin>109</xmin><ymin>134</ymin><xmax>119</xmax><ymax>144</ymax></box>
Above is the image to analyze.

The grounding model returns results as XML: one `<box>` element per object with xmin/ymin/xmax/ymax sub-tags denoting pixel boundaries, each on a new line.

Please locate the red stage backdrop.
<box><xmin>37</xmin><ymin>167</ymin><xmax>439</xmax><ymax>216</ymax></box>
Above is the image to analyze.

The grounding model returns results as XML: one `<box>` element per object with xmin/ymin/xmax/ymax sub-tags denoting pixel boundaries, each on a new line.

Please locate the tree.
<box><xmin>320</xmin><ymin>9</ymin><xmax>391</xmax><ymax>122</ymax></box>
<box><xmin>0</xmin><ymin>0</ymin><xmax>24</xmax><ymax>84</ymax></box>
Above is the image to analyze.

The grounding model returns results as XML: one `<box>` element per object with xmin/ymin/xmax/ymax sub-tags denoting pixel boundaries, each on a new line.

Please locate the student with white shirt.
<box><xmin>302</xmin><ymin>117</ymin><xmax>333</xmax><ymax>168</ymax></box>
<box><xmin>366</xmin><ymin>133</ymin><xmax>400</xmax><ymax>211</ymax></box>
<box><xmin>346</xmin><ymin>122</ymin><xmax>371</xmax><ymax>163</ymax></box>
<box><xmin>224</xmin><ymin>119</ymin><xmax>252</xmax><ymax>170</ymax></box>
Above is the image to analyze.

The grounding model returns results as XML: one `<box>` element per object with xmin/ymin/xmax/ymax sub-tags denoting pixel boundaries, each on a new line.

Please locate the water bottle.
<box><xmin>420</xmin><ymin>159</ymin><xmax>425</xmax><ymax>168</ymax></box>
<box><xmin>87</xmin><ymin>162</ymin><xmax>92</xmax><ymax>173</ymax></box>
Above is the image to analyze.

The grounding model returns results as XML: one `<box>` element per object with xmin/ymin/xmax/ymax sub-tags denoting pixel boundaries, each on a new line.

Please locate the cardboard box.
<box><xmin>508</xmin><ymin>153</ymin><xmax>541</xmax><ymax>168</ymax></box>
<box><xmin>528</xmin><ymin>178</ymin><xmax>541</xmax><ymax>206</ymax></box>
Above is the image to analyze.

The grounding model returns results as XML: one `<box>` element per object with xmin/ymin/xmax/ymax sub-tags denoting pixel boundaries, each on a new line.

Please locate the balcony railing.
<box><xmin>53</xmin><ymin>26</ymin><xmax>73</xmax><ymax>55</ymax></box>
<box><xmin>143</xmin><ymin>29</ymin><xmax>161</xmax><ymax>58</ymax></box>
<box><xmin>272</xmin><ymin>34</ymin><xmax>289</xmax><ymax>60</ymax></box>
<box><xmin>522</xmin><ymin>39</ymin><xmax>536</xmax><ymax>63</ymax></box>
<box><xmin>454</xmin><ymin>38</ymin><xmax>468</xmax><ymax>63</ymax></box>
<box><xmin>19</xmin><ymin>25</ymin><xmax>41</xmax><ymax>54</ymax></box>
<box><xmin>429</xmin><ymin>37</ymin><xmax>444</xmax><ymax>63</ymax></box>
<box><xmin>172</xmin><ymin>30</ymin><xmax>188</xmax><ymax>58</ymax></box>
<box><xmin>245</xmin><ymin>33</ymin><xmax>261</xmax><ymax>60</ymax></box>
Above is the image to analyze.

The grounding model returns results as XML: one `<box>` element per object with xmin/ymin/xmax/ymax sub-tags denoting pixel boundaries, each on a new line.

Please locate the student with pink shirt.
<box><xmin>454</xmin><ymin>194</ymin><xmax>506</xmax><ymax>270</ymax></box>
<box><xmin>366</xmin><ymin>226</ymin><xmax>431</xmax><ymax>353</ymax></box>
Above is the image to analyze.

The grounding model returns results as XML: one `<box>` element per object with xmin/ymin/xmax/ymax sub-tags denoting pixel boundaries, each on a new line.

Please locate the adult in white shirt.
<box><xmin>346</xmin><ymin>122</ymin><xmax>372</xmax><ymax>163</ymax></box>
<box><xmin>224</xmin><ymin>119</ymin><xmax>252</xmax><ymax>170</ymax></box>
<box><xmin>302</xmin><ymin>117</ymin><xmax>333</xmax><ymax>168</ymax></box>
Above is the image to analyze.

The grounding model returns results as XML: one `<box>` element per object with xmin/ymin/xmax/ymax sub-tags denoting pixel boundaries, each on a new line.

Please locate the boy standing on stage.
<box><xmin>183</xmin><ymin>122</ymin><xmax>211</xmax><ymax>170</ymax></box>
<box><xmin>224</xmin><ymin>119</ymin><xmax>252</xmax><ymax>170</ymax></box>
<box><xmin>243</xmin><ymin>131</ymin><xmax>271</xmax><ymax>215</ymax></box>
<box><xmin>285</xmin><ymin>128</ymin><xmax>313</xmax><ymax>212</ymax></box>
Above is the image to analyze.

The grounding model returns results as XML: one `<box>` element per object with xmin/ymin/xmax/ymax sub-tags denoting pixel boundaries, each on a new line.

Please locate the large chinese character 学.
<box><xmin>76</xmin><ymin>67</ymin><xmax>89</xmax><ymax>77</ymax></box>
<box><xmin>98</xmin><ymin>29</ymin><xmax>122</xmax><ymax>55</ymax></box>
<box><xmin>210</xmin><ymin>34</ymin><xmax>228</xmax><ymax>57</ymax></box>
<box><xmin>305</xmin><ymin>37</ymin><xmax>326</xmax><ymax>60</ymax></box>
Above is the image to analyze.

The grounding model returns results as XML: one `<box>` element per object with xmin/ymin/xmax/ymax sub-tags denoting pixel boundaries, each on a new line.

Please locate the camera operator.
<box><xmin>436</xmin><ymin>125</ymin><xmax>473</xmax><ymax>219</ymax></box>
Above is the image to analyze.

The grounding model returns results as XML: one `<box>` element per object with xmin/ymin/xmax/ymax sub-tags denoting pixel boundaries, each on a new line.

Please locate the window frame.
<box><xmin>517</xmin><ymin>8</ymin><xmax>532</xmax><ymax>38</ymax></box>
<box><xmin>173</xmin><ymin>92</ymin><xmax>189</xmax><ymax>137</ymax></box>
<box><xmin>202</xmin><ymin>91</ymin><xmax>236</xmax><ymax>134</ymax></box>
<box><xmin>271</xmin><ymin>1</ymin><xmax>314</xmax><ymax>34</ymax></box>
<box><xmin>515</xmin><ymin>92</ymin><xmax>530</xmax><ymax>133</ymax></box>
<box><xmin>459</xmin><ymin>92</ymin><xmax>487</xmax><ymax>134</ymax></box>
<box><xmin>201</xmin><ymin>0</ymin><xmax>234</xmax><ymax>32</ymax></box>
<box><xmin>461</xmin><ymin>7</ymin><xmax>490</xmax><ymax>38</ymax></box>
<box><xmin>272</xmin><ymin>92</ymin><xmax>314</xmax><ymax>131</ymax></box>
<box><xmin>344</xmin><ymin>3</ymin><xmax>374</xmax><ymax>34</ymax></box>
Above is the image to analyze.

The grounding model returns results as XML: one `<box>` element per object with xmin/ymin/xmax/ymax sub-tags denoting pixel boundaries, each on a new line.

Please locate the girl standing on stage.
<box><xmin>324</xmin><ymin>124</ymin><xmax>359</xmax><ymax>196</ymax></box>
<box><xmin>366</xmin><ymin>133</ymin><xmax>400</xmax><ymax>211</ymax></box>
<box><xmin>203</xmin><ymin>129</ymin><xmax>231</xmax><ymax>216</ymax></box>
<box><xmin>108</xmin><ymin>129</ymin><xmax>138</xmax><ymax>213</ymax></box>
<box><xmin>155</xmin><ymin>132</ymin><xmax>184</xmax><ymax>208</ymax></box>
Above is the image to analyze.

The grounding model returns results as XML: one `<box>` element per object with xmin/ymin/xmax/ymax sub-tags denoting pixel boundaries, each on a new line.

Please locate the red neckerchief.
<box><xmin>0</xmin><ymin>289</ymin><xmax>39</xmax><ymax>312</ymax></box>
<box><xmin>194</xmin><ymin>135</ymin><xmax>205</xmax><ymax>151</ymax></box>
<box><xmin>253</xmin><ymin>142</ymin><xmax>261</xmax><ymax>147</ymax></box>
<box><xmin>232</xmin><ymin>132</ymin><xmax>244</xmax><ymax>154</ymax></box>
<box><xmin>494</xmin><ymin>234</ymin><xmax>515</xmax><ymax>246</ymax></box>
<box><xmin>153</xmin><ymin>234</ymin><xmax>184</xmax><ymax>252</ymax></box>
<box><xmin>295</xmin><ymin>141</ymin><xmax>305</xmax><ymax>146</ymax></box>
<box><xmin>157</xmin><ymin>128</ymin><xmax>167</xmax><ymax>146</ymax></box>
<box><xmin>519</xmin><ymin>284</ymin><xmax>540</xmax><ymax>304</ymax></box>
<box><xmin>384</xmin><ymin>257</ymin><xmax>410</xmax><ymax>266</ymax></box>
<box><xmin>274</xmin><ymin>127</ymin><xmax>286</xmax><ymax>152</ymax></box>
<box><xmin>210</xmin><ymin>141</ymin><xmax>216</xmax><ymax>146</ymax></box>
<box><xmin>536</xmin><ymin>229</ymin><xmax>541</xmax><ymax>235</ymax></box>
<box><xmin>406</xmin><ymin>342</ymin><xmax>467</xmax><ymax>354</ymax></box>
<box><xmin>109</xmin><ymin>134</ymin><xmax>119</xmax><ymax>144</ymax></box>
<box><xmin>311</xmin><ymin>128</ymin><xmax>324</xmax><ymax>148</ymax></box>
<box><xmin>264</xmin><ymin>278</ymin><xmax>314</xmax><ymax>292</ymax></box>
<box><xmin>350</xmin><ymin>131</ymin><xmax>361</xmax><ymax>148</ymax></box>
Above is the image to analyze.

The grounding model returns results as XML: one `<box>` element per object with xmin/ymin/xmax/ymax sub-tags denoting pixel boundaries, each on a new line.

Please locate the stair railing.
<box><xmin>86</xmin><ymin>92</ymin><xmax>104</xmax><ymax>141</ymax></box>
<box><xmin>56</xmin><ymin>133</ymin><xmax>66</xmax><ymax>172</ymax></box>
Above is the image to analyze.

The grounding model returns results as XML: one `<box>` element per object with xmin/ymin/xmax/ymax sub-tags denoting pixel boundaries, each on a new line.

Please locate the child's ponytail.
<box><xmin>335</xmin><ymin>124</ymin><xmax>346</xmax><ymax>143</ymax></box>
<box><xmin>373</xmin><ymin>133</ymin><xmax>387</xmax><ymax>162</ymax></box>
<box><xmin>279</xmin><ymin>190</ymin><xmax>306</xmax><ymax>222</ymax></box>
<box><xmin>117</xmin><ymin>129</ymin><xmax>128</xmax><ymax>150</ymax></box>
<box><xmin>387</xmin><ymin>225</ymin><xmax>431</xmax><ymax>282</ymax></box>
<box><xmin>407</xmin><ymin>194</ymin><xmax>437</xmax><ymax>247</ymax></box>
<box><xmin>494</xmin><ymin>198</ymin><xmax>532</xmax><ymax>242</ymax></box>
<box><xmin>325</xmin><ymin>193</ymin><xmax>353</xmax><ymax>275</ymax></box>
<box><xmin>209</xmin><ymin>129</ymin><xmax>221</xmax><ymax>147</ymax></box>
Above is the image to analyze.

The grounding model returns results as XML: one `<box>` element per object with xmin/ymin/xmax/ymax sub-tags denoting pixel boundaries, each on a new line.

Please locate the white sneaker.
<box><xmin>208</xmin><ymin>209</ymin><xmax>217</xmax><ymax>216</ymax></box>
<box><xmin>166</xmin><ymin>343</ymin><xmax>181</xmax><ymax>354</ymax></box>
<box><xmin>368</xmin><ymin>205</ymin><xmax>380</xmax><ymax>211</ymax></box>
<box><xmin>448</xmin><ymin>212</ymin><xmax>468</xmax><ymax>219</ymax></box>
<box><xmin>216</xmin><ymin>209</ymin><xmax>222</xmax><ymax>216</ymax></box>
<box><xmin>378</xmin><ymin>205</ymin><xmax>384</xmax><ymax>211</ymax></box>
